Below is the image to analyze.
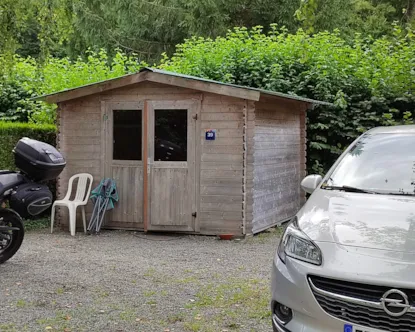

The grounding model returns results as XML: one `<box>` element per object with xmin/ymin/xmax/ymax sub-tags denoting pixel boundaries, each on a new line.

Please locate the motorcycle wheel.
<box><xmin>0</xmin><ymin>211</ymin><xmax>24</xmax><ymax>264</ymax></box>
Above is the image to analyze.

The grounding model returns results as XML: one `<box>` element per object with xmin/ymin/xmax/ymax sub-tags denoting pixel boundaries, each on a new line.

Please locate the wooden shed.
<box><xmin>38</xmin><ymin>68</ymin><xmax>330</xmax><ymax>236</ymax></box>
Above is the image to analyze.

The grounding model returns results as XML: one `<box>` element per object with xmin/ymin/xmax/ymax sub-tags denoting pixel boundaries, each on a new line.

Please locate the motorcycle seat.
<box><xmin>0</xmin><ymin>171</ymin><xmax>26</xmax><ymax>197</ymax></box>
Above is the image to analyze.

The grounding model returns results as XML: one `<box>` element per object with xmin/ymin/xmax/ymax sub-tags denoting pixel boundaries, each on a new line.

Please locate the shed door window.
<box><xmin>113</xmin><ymin>110</ymin><xmax>142</xmax><ymax>160</ymax></box>
<box><xmin>154</xmin><ymin>109</ymin><xmax>187</xmax><ymax>161</ymax></box>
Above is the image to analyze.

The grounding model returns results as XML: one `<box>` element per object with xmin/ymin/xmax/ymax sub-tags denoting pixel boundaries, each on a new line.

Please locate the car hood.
<box><xmin>298</xmin><ymin>189</ymin><xmax>415</xmax><ymax>253</ymax></box>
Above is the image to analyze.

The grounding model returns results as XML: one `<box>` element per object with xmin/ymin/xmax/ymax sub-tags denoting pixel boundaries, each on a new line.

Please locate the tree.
<box><xmin>0</xmin><ymin>0</ymin><xmax>33</xmax><ymax>56</ymax></box>
<box><xmin>70</xmin><ymin>0</ymin><xmax>302</xmax><ymax>61</ymax></box>
<box><xmin>70</xmin><ymin>0</ymin><xmax>224</xmax><ymax>61</ymax></box>
<box><xmin>0</xmin><ymin>0</ymin><xmax>75</xmax><ymax>58</ymax></box>
<box><xmin>295</xmin><ymin>0</ymin><xmax>415</xmax><ymax>37</ymax></box>
<box><xmin>295</xmin><ymin>0</ymin><xmax>354</xmax><ymax>33</ymax></box>
<box><xmin>349</xmin><ymin>0</ymin><xmax>400</xmax><ymax>38</ymax></box>
<box><xmin>1</xmin><ymin>0</ymin><xmax>414</xmax><ymax>60</ymax></box>
<box><xmin>224</xmin><ymin>0</ymin><xmax>300</xmax><ymax>32</ymax></box>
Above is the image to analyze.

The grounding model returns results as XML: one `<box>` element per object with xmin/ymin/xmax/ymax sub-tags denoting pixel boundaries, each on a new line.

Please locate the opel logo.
<box><xmin>380</xmin><ymin>289</ymin><xmax>411</xmax><ymax>317</ymax></box>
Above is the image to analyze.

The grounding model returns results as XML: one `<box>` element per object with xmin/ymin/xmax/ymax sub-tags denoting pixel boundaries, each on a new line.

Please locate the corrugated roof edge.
<box><xmin>32</xmin><ymin>67</ymin><xmax>333</xmax><ymax>107</ymax></box>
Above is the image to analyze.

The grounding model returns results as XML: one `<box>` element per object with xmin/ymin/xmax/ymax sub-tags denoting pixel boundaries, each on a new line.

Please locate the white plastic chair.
<box><xmin>51</xmin><ymin>173</ymin><xmax>93</xmax><ymax>236</ymax></box>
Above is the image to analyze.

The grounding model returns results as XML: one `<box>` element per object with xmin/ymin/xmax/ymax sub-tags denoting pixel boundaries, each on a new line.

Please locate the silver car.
<box><xmin>271</xmin><ymin>125</ymin><xmax>415</xmax><ymax>332</ymax></box>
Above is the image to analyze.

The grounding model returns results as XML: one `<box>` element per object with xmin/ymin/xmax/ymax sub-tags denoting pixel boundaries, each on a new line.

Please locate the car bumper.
<box><xmin>271</xmin><ymin>241</ymin><xmax>415</xmax><ymax>332</ymax></box>
<box><xmin>271</xmin><ymin>254</ymin><xmax>345</xmax><ymax>331</ymax></box>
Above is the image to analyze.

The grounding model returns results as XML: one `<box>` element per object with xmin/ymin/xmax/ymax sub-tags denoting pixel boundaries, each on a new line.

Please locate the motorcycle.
<box><xmin>0</xmin><ymin>138</ymin><xmax>66</xmax><ymax>264</ymax></box>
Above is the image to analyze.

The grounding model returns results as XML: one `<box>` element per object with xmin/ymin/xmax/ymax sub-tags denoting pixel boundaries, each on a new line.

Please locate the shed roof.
<box><xmin>34</xmin><ymin>67</ymin><xmax>333</xmax><ymax>107</ymax></box>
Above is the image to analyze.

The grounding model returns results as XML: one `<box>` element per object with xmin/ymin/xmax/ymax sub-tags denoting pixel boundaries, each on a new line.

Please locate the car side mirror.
<box><xmin>301</xmin><ymin>175</ymin><xmax>323</xmax><ymax>194</ymax></box>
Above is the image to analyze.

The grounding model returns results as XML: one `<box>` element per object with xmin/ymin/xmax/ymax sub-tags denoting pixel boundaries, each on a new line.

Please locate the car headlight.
<box><xmin>278</xmin><ymin>217</ymin><xmax>322</xmax><ymax>266</ymax></box>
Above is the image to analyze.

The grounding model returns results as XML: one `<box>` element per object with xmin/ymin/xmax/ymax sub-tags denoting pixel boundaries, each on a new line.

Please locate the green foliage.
<box><xmin>160</xmin><ymin>26</ymin><xmax>415</xmax><ymax>174</ymax></box>
<box><xmin>1</xmin><ymin>0</ymin><xmax>414</xmax><ymax>61</ymax></box>
<box><xmin>295</xmin><ymin>0</ymin><xmax>320</xmax><ymax>33</ymax></box>
<box><xmin>0</xmin><ymin>82</ymin><xmax>33</xmax><ymax>122</ymax></box>
<box><xmin>295</xmin><ymin>0</ymin><xmax>354</xmax><ymax>33</ymax></box>
<box><xmin>349</xmin><ymin>0</ymin><xmax>398</xmax><ymax>38</ymax></box>
<box><xmin>71</xmin><ymin>0</ymin><xmax>301</xmax><ymax>61</ymax></box>
<box><xmin>2</xmin><ymin>23</ymin><xmax>415</xmax><ymax>174</ymax></box>
<box><xmin>0</xmin><ymin>0</ymin><xmax>301</xmax><ymax>60</ymax></box>
<box><xmin>294</xmin><ymin>0</ymin><xmax>414</xmax><ymax>38</ymax></box>
<box><xmin>0</xmin><ymin>121</ymin><xmax>56</xmax><ymax>170</ymax></box>
<box><xmin>24</xmin><ymin>216</ymin><xmax>51</xmax><ymax>230</ymax></box>
<box><xmin>0</xmin><ymin>50</ymin><xmax>146</xmax><ymax>124</ymax></box>
<box><xmin>0</xmin><ymin>0</ymin><xmax>75</xmax><ymax>58</ymax></box>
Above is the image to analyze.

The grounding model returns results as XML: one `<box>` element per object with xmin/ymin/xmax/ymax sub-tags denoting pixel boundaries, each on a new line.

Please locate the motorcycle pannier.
<box><xmin>10</xmin><ymin>183</ymin><xmax>53</xmax><ymax>218</ymax></box>
<box><xmin>13</xmin><ymin>137</ymin><xmax>66</xmax><ymax>181</ymax></box>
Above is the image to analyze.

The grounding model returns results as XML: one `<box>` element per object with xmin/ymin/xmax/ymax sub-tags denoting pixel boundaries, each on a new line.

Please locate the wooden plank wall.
<box><xmin>199</xmin><ymin>93</ymin><xmax>245</xmax><ymax>235</ymax></box>
<box><xmin>57</xmin><ymin>81</ymin><xmax>247</xmax><ymax>235</ymax></box>
<box><xmin>252</xmin><ymin>98</ymin><xmax>307</xmax><ymax>233</ymax></box>
<box><xmin>57</xmin><ymin>95</ymin><xmax>102</xmax><ymax>228</ymax></box>
<box><xmin>57</xmin><ymin>81</ymin><xmax>201</xmax><ymax>231</ymax></box>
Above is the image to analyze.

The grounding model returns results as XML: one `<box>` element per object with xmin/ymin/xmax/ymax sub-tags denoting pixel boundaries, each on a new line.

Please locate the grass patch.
<box><xmin>55</xmin><ymin>287</ymin><xmax>64</xmax><ymax>295</ymax></box>
<box><xmin>167</xmin><ymin>313</ymin><xmax>185</xmax><ymax>323</ymax></box>
<box><xmin>24</xmin><ymin>217</ymin><xmax>50</xmax><ymax>231</ymax></box>
<box><xmin>183</xmin><ymin>321</ymin><xmax>205</xmax><ymax>332</ymax></box>
<box><xmin>249</xmin><ymin>225</ymin><xmax>285</xmax><ymax>244</ymax></box>
<box><xmin>183</xmin><ymin>278</ymin><xmax>271</xmax><ymax>331</ymax></box>
<box><xmin>119</xmin><ymin>310</ymin><xmax>136</xmax><ymax>322</ymax></box>
<box><xmin>16</xmin><ymin>299</ymin><xmax>27</xmax><ymax>308</ymax></box>
<box><xmin>175</xmin><ymin>276</ymin><xmax>199</xmax><ymax>284</ymax></box>
<box><xmin>143</xmin><ymin>268</ymin><xmax>156</xmax><ymax>277</ymax></box>
<box><xmin>143</xmin><ymin>290</ymin><xmax>156</xmax><ymax>297</ymax></box>
<box><xmin>99</xmin><ymin>291</ymin><xmax>109</xmax><ymax>298</ymax></box>
<box><xmin>36</xmin><ymin>311</ymin><xmax>73</xmax><ymax>331</ymax></box>
<box><xmin>0</xmin><ymin>323</ymin><xmax>18</xmax><ymax>332</ymax></box>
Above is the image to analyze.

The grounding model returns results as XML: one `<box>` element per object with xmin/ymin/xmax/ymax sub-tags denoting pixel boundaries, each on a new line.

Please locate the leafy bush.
<box><xmin>0</xmin><ymin>50</ymin><xmax>147</xmax><ymax>124</ymax></box>
<box><xmin>159</xmin><ymin>25</ymin><xmax>415</xmax><ymax>174</ymax></box>
<box><xmin>0</xmin><ymin>82</ymin><xmax>33</xmax><ymax>122</ymax></box>
<box><xmin>0</xmin><ymin>121</ymin><xmax>56</xmax><ymax>170</ymax></box>
<box><xmin>2</xmin><ymin>26</ymin><xmax>415</xmax><ymax>174</ymax></box>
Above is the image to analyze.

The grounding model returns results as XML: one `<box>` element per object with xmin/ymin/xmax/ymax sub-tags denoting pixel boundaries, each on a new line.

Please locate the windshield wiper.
<box><xmin>384</xmin><ymin>192</ymin><xmax>415</xmax><ymax>196</ymax></box>
<box><xmin>321</xmin><ymin>185</ymin><xmax>377</xmax><ymax>194</ymax></box>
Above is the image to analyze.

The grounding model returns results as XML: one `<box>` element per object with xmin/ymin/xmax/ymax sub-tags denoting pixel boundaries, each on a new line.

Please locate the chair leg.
<box><xmin>81</xmin><ymin>206</ymin><xmax>87</xmax><ymax>233</ymax></box>
<box><xmin>69</xmin><ymin>205</ymin><xmax>76</xmax><ymax>236</ymax></box>
<box><xmin>51</xmin><ymin>204</ymin><xmax>56</xmax><ymax>234</ymax></box>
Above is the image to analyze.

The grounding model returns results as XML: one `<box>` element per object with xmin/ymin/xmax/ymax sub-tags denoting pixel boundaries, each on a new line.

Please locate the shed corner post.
<box><xmin>242</xmin><ymin>99</ymin><xmax>255</xmax><ymax>236</ymax></box>
<box><xmin>300</xmin><ymin>104</ymin><xmax>309</xmax><ymax>205</ymax></box>
<box><xmin>56</xmin><ymin>102</ymin><xmax>63</xmax><ymax>228</ymax></box>
<box><xmin>100</xmin><ymin>100</ymin><xmax>107</xmax><ymax>181</ymax></box>
<box><xmin>143</xmin><ymin>100</ymin><xmax>149</xmax><ymax>233</ymax></box>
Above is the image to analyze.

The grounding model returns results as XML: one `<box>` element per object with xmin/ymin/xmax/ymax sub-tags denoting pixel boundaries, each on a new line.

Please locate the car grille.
<box><xmin>309</xmin><ymin>275</ymin><xmax>415</xmax><ymax>332</ymax></box>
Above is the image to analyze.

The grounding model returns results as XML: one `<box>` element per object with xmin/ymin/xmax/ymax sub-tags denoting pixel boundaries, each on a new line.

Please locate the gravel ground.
<box><xmin>0</xmin><ymin>228</ymin><xmax>281</xmax><ymax>332</ymax></box>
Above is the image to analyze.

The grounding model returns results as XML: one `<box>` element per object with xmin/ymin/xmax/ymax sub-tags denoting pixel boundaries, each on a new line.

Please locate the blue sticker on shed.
<box><xmin>205</xmin><ymin>129</ymin><xmax>216</xmax><ymax>140</ymax></box>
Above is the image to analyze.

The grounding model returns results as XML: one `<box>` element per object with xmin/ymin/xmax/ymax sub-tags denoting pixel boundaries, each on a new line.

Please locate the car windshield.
<box><xmin>324</xmin><ymin>132</ymin><xmax>415</xmax><ymax>195</ymax></box>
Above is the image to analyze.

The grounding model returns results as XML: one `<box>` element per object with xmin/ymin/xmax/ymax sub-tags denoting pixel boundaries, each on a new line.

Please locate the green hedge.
<box><xmin>160</xmin><ymin>26</ymin><xmax>415</xmax><ymax>174</ymax></box>
<box><xmin>1</xmin><ymin>51</ymin><xmax>145</xmax><ymax>124</ymax></box>
<box><xmin>0</xmin><ymin>122</ymin><xmax>56</xmax><ymax>170</ymax></box>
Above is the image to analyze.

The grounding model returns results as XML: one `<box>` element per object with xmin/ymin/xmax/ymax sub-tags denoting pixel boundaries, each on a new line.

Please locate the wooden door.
<box><xmin>147</xmin><ymin>100</ymin><xmax>199</xmax><ymax>232</ymax></box>
<box><xmin>103</xmin><ymin>102</ymin><xmax>144</xmax><ymax>229</ymax></box>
